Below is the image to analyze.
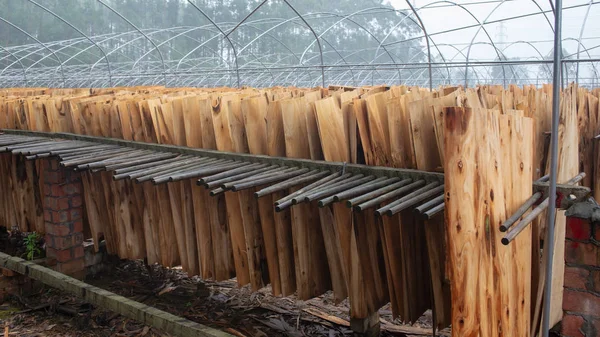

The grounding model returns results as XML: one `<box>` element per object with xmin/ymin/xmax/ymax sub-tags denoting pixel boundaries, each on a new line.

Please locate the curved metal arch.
<box><xmin>0</xmin><ymin>16</ymin><xmax>66</xmax><ymax>87</ymax></box>
<box><xmin>133</xmin><ymin>26</ymin><xmax>229</xmax><ymax>70</ymax></box>
<box><xmin>168</xmin><ymin>22</ymin><xmax>280</xmax><ymax>84</ymax></box>
<box><xmin>226</xmin><ymin>14</ymin><xmax>356</xmax><ymax>85</ymax></box>
<box><xmin>281</xmin><ymin>0</ymin><xmax>325</xmax><ymax>87</ymax></box>
<box><xmin>298</xmin><ymin>8</ymin><xmax>397</xmax><ymax>64</ymax></box>
<box><xmin>382</xmin><ymin>0</ymin><xmax>556</xmax><ymax>49</ymax></box>
<box><xmin>23</xmin><ymin>36</ymin><xmax>105</xmax><ymax>73</ymax></box>
<box><xmin>404</xmin><ymin>0</ymin><xmax>433</xmax><ymax>89</ymax></box>
<box><xmin>96</xmin><ymin>0</ymin><xmax>167</xmax><ymax>85</ymax></box>
<box><xmin>67</xmin><ymin>31</ymin><xmax>146</xmax><ymax>75</ymax></box>
<box><xmin>295</xmin><ymin>9</ymin><xmax>401</xmax><ymax>83</ymax></box>
<box><xmin>186</xmin><ymin>0</ymin><xmax>241</xmax><ymax>87</ymax></box>
<box><xmin>576</xmin><ymin>0</ymin><xmax>594</xmax><ymax>83</ymax></box>
<box><xmin>172</xmin><ymin>23</ymin><xmax>277</xmax><ymax>86</ymax></box>
<box><xmin>0</xmin><ymin>45</ymin><xmax>28</xmax><ymax>86</ymax></box>
<box><xmin>452</xmin><ymin>0</ymin><xmax>515</xmax><ymax>87</ymax></box>
<box><xmin>0</xmin><ymin>44</ymin><xmax>40</xmax><ymax>64</ymax></box>
<box><xmin>372</xmin><ymin>5</ymin><xmax>451</xmax><ymax>85</ymax></box>
<box><xmin>90</xmin><ymin>29</ymin><xmax>184</xmax><ymax>73</ymax></box>
<box><xmin>563</xmin><ymin>37</ymin><xmax>600</xmax><ymax>82</ymax></box>
<box><xmin>239</xmin><ymin>23</ymin><xmax>302</xmax><ymax>63</ymax></box>
<box><xmin>27</xmin><ymin>0</ymin><xmax>113</xmax><ymax>86</ymax></box>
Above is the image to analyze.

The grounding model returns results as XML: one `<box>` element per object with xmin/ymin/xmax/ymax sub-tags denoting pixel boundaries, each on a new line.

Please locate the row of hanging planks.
<box><xmin>0</xmin><ymin>83</ymin><xmax>594</xmax><ymax>336</ymax></box>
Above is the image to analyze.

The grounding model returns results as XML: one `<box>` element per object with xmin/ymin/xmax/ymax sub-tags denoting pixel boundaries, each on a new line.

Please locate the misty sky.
<box><xmin>386</xmin><ymin>0</ymin><xmax>600</xmax><ymax>62</ymax></box>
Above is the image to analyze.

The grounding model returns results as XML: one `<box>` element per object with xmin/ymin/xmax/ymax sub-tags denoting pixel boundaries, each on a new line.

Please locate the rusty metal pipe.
<box><xmin>502</xmin><ymin>172</ymin><xmax>586</xmax><ymax>245</ymax></box>
<box><xmin>306</xmin><ymin>175</ymin><xmax>373</xmax><ymax>205</ymax></box>
<box><xmin>6</xmin><ymin>140</ymin><xmax>61</xmax><ymax>151</ymax></box>
<box><xmin>292</xmin><ymin>174</ymin><xmax>360</xmax><ymax>205</ymax></box>
<box><xmin>85</xmin><ymin>150</ymin><xmax>154</xmax><ymax>169</ymax></box>
<box><xmin>316</xmin><ymin>176</ymin><xmax>378</xmax><ymax>207</ymax></box>
<box><xmin>203</xmin><ymin>165</ymin><xmax>280</xmax><ymax>189</ymax></box>
<box><xmin>156</xmin><ymin>161</ymin><xmax>248</xmax><ymax>184</ymax></box>
<box><xmin>382</xmin><ymin>184</ymin><xmax>444</xmax><ymax>216</ymax></box>
<box><xmin>332</xmin><ymin>176</ymin><xmax>396</xmax><ymax>202</ymax></box>
<box><xmin>59</xmin><ymin>147</ymin><xmax>125</xmax><ymax>161</ymax></box>
<box><xmin>1</xmin><ymin>138</ymin><xmax>57</xmax><ymax>151</ymax></box>
<box><xmin>104</xmin><ymin>153</ymin><xmax>178</xmax><ymax>171</ymax></box>
<box><xmin>127</xmin><ymin>157</ymin><xmax>210</xmax><ymax>180</ymax></box>
<box><xmin>230</xmin><ymin>168</ymin><xmax>310</xmax><ymax>192</ymax></box>
<box><xmin>274</xmin><ymin>172</ymin><xmax>344</xmax><ymax>207</ymax></box>
<box><xmin>346</xmin><ymin>178</ymin><xmax>413</xmax><ymax>208</ymax></box>
<box><xmin>254</xmin><ymin>170</ymin><xmax>328</xmax><ymax>198</ymax></box>
<box><xmin>137</xmin><ymin>160</ymin><xmax>212</xmax><ymax>184</ymax></box>
<box><xmin>15</xmin><ymin>141</ymin><xmax>90</xmax><ymax>155</ymax></box>
<box><xmin>414</xmin><ymin>194</ymin><xmax>445</xmax><ymax>214</ymax></box>
<box><xmin>199</xmin><ymin>163</ymin><xmax>267</xmax><ymax>185</ymax></box>
<box><xmin>220</xmin><ymin>166</ymin><xmax>293</xmax><ymax>190</ymax></box>
<box><xmin>209</xmin><ymin>187</ymin><xmax>225</xmax><ymax>196</ymax></box>
<box><xmin>354</xmin><ymin>180</ymin><xmax>426</xmax><ymax>212</ymax></box>
<box><xmin>51</xmin><ymin>144</ymin><xmax>115</xmax><ymax>155</ymax></box>
<box><xmin>112</xmin><ymin>155</ymin><xmax>188</xmax><ymax>176</ymax></box>
<box><xmin>61</xmin><ymin>149</ymin><xmax>137</xmax><ymax>167</ymax></box>
<box><xmin>77</xmin><ymin>150</ymin><xmax>151</xmax><ymax>170</ymax></box>
<box><xmin>424</xmin><ymin>203</ymin><xmax>445</xmax><ymax>219</ymax></box>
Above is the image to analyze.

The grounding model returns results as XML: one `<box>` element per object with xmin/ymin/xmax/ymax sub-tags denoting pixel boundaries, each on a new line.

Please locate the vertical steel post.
<box><xmin>542</xmin><ymin>0</ymin><xmax>562</xmax><ymax>336</ymax></box>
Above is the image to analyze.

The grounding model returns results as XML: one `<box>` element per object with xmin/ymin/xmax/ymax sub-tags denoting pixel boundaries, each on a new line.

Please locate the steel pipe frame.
<box><xmin>0</xmin><ymin>16</ymin><xmax>66</xmax><ymax>87</ymax></box>
<box><xmin>1</xmin><ymin>1</ymin><xmax>600</xmax><ymax>88</ymax></box>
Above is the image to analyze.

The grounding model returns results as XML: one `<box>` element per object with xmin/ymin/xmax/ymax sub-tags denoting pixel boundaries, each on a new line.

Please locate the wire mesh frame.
<box><xmin>0</xmin><ymin>0</ymin><xmax>599</xmax><ymax>88</ymax></box>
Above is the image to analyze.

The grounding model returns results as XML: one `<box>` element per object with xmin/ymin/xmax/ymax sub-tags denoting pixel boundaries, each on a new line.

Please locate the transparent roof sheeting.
<box><xmin>0</xmin><ymin>0</ymin><xmax>598</xmax><ymax>88</ymax></box>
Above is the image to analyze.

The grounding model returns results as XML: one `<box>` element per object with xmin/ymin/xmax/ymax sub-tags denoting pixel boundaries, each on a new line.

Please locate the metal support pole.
<box><xmin>542</xmin><ymin>0</ymin><xmax>562</xmax><ymax>335</ymax></box>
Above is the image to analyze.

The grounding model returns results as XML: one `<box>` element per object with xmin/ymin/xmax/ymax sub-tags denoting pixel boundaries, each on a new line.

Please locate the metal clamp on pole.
<box><xmin>502</xmin><ymin>172</ymin><xmax>586</xmax><ymax>245</ymax></box>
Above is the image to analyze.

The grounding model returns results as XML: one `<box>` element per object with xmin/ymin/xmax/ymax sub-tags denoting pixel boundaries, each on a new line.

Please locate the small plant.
<box><xmin>23</xmin><ymin>232</ymin><xmax>41</xmax><ymax>261</ymax></box>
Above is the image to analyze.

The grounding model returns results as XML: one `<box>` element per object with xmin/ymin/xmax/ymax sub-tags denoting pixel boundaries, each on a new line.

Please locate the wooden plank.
<box><xmin>108</xmin><ymin>99</ymin><xmax>145</xmax><ymax>260</ymax></box>
<box><xmin>228</xmin><ymin>95</ymin><xmax>268</xmax><ymax>290</ymax></box>
<box><xmin>365</xmin><ymin>92</ymin><xmax>392</xmax><ymax>166</ymax></box>
<box><xmin>241</xmin><ymin>94</ymin><xmax>282</xmax><ymax>295</ymax></box>
<box><xmin>408</xmin><ymin>95</ymin><xmax>440</xmax><ymax>171</ymax></box>
<box><xmin>198</xmin><ymin>96</ymin><xmax>235</xmax><ymax>281</ymax></box>
<box><xmin>431</xmin><ymin>90</ymin><xmax>460</xmax><ymax>167</ymax></box>
<box><xmin>113</xmin><ymin>99</ymin><xmax>153</xmax><ymax>261</ymax></box>
<box><xmin>280</xmin><ymin>96</ymin><xmax>332</xmax><ymax>300</ymax></box>
<box><xmin>315</xmin><ymin>95</ymin><xmax>388</xmax><ymax>318</ymax></box>
<box><xmin>444</xmin><ymin>106</ymin><xmax>493</xmax><ymax>337</ymax></box>
<box><xmin>150</xmin><ymin>99</ymin><xmax>190</xmax><ymax>271</ymax></box>
<box><xmin>499</xmin><ymin>113</ymin><xmax>533</xmax><ymax>337</ymax></box>
<box><xmin>180</xmin><ymin>95</ymin><xmax>215</xmax><ymax>279</ymax></box>
<box><xmin>141</xmin><ymin>98</ymin><xmax>179</xmax><ymax>267</ymax></box>
<box><xmin>549</xmin><ymin>84</ymin><xmax>579</xmax><ymax>326</ymax></box>
<box><xmin>265</xmin><ymin>99</ymin><xmax>296</xmax><ymax>296</ymax></box>
<box><xmin>211</xmin><ymin>96</ymin><xmax>254</xmax><ymax>287</ymax></box>
<box><xmin>170</xmin><ymin>96</ymin><xmax>200</xmax><ymax>277</ymax></box>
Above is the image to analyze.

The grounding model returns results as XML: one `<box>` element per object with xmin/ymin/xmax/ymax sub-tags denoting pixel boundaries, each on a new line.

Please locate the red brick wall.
<box><xmin>42</xmin><ymin>159</ymin><xmax>84</xmax><ymax>277</ymax></box>
<box><xmin>562</xmin><ymin>216</ymin><xmax>600</xmax><ymax>336</ymax></box>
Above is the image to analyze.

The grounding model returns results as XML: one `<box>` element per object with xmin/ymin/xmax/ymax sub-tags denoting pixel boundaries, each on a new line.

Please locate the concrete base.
<box><xmin>350</xmin><ymin>312</ymin><xmax>380</xmax><ymax>337</ymax></box>
<box><xmin>83</xmin><ymin>240</ymin><xmax>108</xmax><ymax>277</ymax></box>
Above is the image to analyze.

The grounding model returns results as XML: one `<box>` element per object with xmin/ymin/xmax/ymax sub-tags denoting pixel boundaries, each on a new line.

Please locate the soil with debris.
<box><xmin>0</xmin><ymin>259</ymin><xmax>449</xmax><ymax>336</ymax></box>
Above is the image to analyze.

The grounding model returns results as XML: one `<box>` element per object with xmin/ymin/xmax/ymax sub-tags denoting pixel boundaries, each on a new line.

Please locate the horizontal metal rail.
<box><xmin>0</xmin><ymin>129</ymin><xmax>447</xmax><ymax>217</ymax></box>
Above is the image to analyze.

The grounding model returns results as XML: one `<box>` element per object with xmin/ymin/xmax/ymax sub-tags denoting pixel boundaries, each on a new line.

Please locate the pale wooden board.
<box><xmin>280</xmin><ymin>96</ymin><xmax>332</xmax><ymax>300</ymax></box>
<box><xmin>227</xmin><ymin>95</ymin><xmax>269</xmax><ymax>291</ymax></box>
<box><xmin>209</xmin><ymin>94</ymin><xmax>251</xmax><ymax>286</ymax></box>
<box><xmin>242</xmin><ymin>94</ymin><xmax>282</xmax><ymax>295</ymax></box>
<box><xmin>265</xmin><ymin>99</ymin><xmax>296</xmax><ymax>296</ymax></box>
<box><xmin>197</xmin><ymin>96</ymin><xmax>235</xmax><ymax>281</ymax></box>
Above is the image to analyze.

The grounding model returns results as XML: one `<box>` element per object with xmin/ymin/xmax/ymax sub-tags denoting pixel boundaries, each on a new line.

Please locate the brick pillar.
<box><xmin>561</xmin><ymin>216</ymin><xmax>600</xmax><ymax>337</ymax></box>
<box><xmin>42</xmin><ymin>158</ymin><xmax>85</xmax><ymax>278</ymax></box>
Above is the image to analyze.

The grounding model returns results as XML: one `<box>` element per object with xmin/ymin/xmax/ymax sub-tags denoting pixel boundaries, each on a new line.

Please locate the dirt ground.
<box><xmin>0</xmin><ymin>259</ymin><xmax>449</xmax><ymax>336</ymax></box>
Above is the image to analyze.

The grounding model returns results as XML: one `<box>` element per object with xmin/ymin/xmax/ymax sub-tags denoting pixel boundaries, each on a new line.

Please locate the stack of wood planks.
<box><xmin>0</xmin><ymin>83</ymin><xmax>595</xmax><ymax>336</ymax></box>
